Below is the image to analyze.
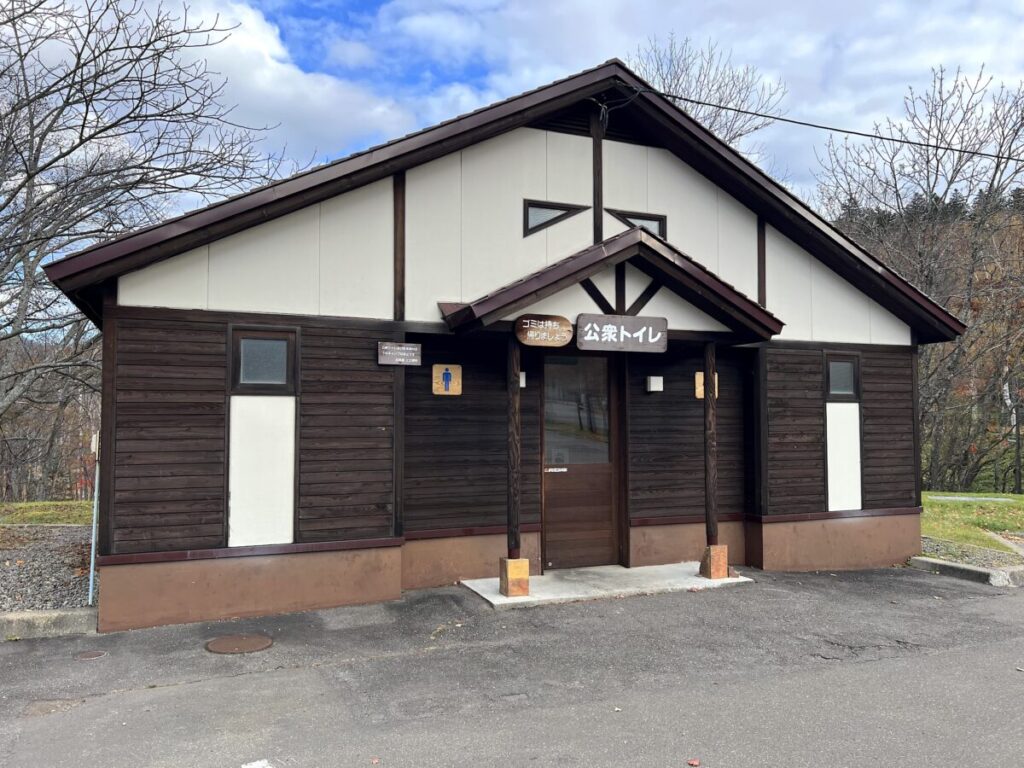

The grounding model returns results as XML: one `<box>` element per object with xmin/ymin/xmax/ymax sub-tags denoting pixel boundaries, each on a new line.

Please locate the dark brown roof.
<box><xmin>43</xmin><ymin>59</ymin><xmax>965</xmax><ymax>342</ymax></box>
<box><xmin>442</xmin><ymin>227</ymin><xmax>784</xmax><ymax>341</ymax></box>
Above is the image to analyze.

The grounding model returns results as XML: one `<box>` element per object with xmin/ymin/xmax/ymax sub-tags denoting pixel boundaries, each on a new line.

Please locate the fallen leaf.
<box><xmin>688</xmin><ymin>760</ymin><xmax>701</xmax><ymax>766</ymax></box>
<box><xmin>613</xmin><ymin>707</ymin><xmax>622</xmax><ymax>712</ymax></box>
<box><xmin>370</xmin><ymin>758</ymin><xmax>381</xmax><ymax>765</ymax></box>
<box><xmin>15</xmin><ymin>559</ymin><xmax>24</xmax><ymax>566</ymax></box>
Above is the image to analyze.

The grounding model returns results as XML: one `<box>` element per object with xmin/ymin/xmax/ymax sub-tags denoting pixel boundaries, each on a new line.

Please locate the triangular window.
<box><xmin>523</xmin><ymin>199</ymin><xmax>589</xmax><ymax>236</ymax></box>
<box><xmin>606</xmin><ymin>209</ymin><xmax>667</xmax><ymax>238</ymax></box>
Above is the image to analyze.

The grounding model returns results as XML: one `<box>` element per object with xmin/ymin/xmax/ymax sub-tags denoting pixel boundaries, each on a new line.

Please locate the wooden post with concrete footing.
<box><xmin>700</xmin><ymin>341</ymin><xmax>728</xmax><ymax>579</ymax></box>
<box><xmin>500</xmin><ymin>336</ymin><xmax>529</xmax><ymax>596</ymax></box>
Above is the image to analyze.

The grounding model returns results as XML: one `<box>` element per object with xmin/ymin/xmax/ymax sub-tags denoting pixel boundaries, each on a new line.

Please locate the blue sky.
<box><xmin>187</xmin><ymin>0</ymin><xmax>1024</xmax><ymax>196</ymax></box>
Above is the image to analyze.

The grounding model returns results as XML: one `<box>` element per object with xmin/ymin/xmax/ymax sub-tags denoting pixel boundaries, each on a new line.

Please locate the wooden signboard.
<box><xmin>432</xmin><ymin>364</ymin><xmax>462</xmax><ymax>395</ymax></box>
<box><xmin>378</xmin><ymin>341</ymin><xmax>421</xmax><ymax>366</ymax></box>
<box><xmin>514</xmin><ymin>314</ymin><xmax>573</xmax><ymax>347</ymax></box>
<box><xmin>576</xmin><ymin>314</ymin><xmax>668</xmax><ymax>353</ymax></box>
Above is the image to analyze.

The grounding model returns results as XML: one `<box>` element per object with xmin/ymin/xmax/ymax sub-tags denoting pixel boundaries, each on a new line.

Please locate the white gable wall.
<box><xmin>116</xmin><ymin>125</ymin><xmax>913</xmax><ymax>345</ymax></box>
<box><xmin>764</xmin><ymin>224</ymin><xmax>911</xmax><ymax>345</ymax></box>
<box><xmin>118</xmin><ymin>178</ymin><xmax>394</xmax><ymax>319</ymax></box>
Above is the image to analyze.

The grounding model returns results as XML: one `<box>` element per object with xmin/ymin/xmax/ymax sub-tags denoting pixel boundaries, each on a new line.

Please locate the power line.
<box><xmin>632</xmin><ymin>86</ymin><xmax>1024</xmax><ymax>163</ymax></box>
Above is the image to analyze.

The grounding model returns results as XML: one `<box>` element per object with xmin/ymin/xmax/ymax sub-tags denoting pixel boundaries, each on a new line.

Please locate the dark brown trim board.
<box><xmin>590</xmin><ymin>105</ymin><xmax>605</xmax><ymax>244</ymax></box>
<box><xmin>626</xmin><ymin>279</ymin><xmax>661</xmax><ymax>316</ymax></box>
<box><xmin>580</xmin><ymin>277</ymin><xmax>615</xmax><ymax>314</ymax></box>
<box><xmin>99</xmin><ymin>285</ymin><xmax>118</xmax><ymax>556</ymax></box>
<box><xmin>703</xmin><ymin>342</ymin><xmax>718</xmax><ymax>546</ymax></box>
<box><xmin>97</xmin><ymin>536</ymin><xmax>404</xmax><ymax>566</ymax></box>
<box><xmin>507</xmin><ymin>336</ymin><xmax>522</xmax><ymax>559</ymax></box>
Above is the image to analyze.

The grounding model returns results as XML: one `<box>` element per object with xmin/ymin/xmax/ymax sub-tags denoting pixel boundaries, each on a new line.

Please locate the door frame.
<box><xmin>538</xmin><ymin>349</ymin><xmax>629</xmax><ymax>571</ymax></box>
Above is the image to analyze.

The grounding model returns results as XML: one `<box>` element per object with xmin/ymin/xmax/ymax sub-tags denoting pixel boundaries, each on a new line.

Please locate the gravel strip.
<box><xmin>0</xmin><ymin>525</ymin><xmax>92</xmax><ymax>611</ymax></box>
<box><xmin>920</xmin><ymin>535</ymin><xmax>1024</xmax><ymax>569</ymax></box>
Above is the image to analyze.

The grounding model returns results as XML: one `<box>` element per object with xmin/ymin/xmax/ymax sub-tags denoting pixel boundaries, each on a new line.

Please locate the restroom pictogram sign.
<box><xmin>432</xmin><ymin>364</ymin><xmax>462</xmax><ymax>396</ymax></box>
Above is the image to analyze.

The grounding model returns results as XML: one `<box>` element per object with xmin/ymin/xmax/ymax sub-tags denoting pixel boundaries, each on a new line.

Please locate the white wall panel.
<box><xmin>545</xmin><ymin>131</ymin><xmax>592</xmax><ymax>207</ymax></box>
<box><xmin>765</xmin><ymin>224</ymin><xmax>813</xmax><ymax>340</ymax></box>
<box><xmin>319</xmin><ymin>178</ymin><xmax>393</xmax><ymax>318</ymax></box>
<box><xmin>869</xmin><ymin>303</ymin><xmax>912</xmax><ymax>344</ymax></box>
<box><xmin>642</xmin><ymin>288</ymin><xmax>728</xmax><ymax>332</ymax></box>
<box><xmin>405</xmin><ymin>152</ymin><xmax>462</xmax><ymax>321</ymax></box>
<box><xmin>717</xmin><ymin>191</ymin><xmax>759</xmax><ymax>298</ymax></box>
<box><xmin>647</xmin><ymin>146</ymin><xmax>719</xmax><ymax>271</ymax></box>
<box><xmin>118</xmin><ymin>245</ymin><xmax>209</xmax><ymax>310</ymax></box>
<box><xmin>603</xmin><ymin>140</ymin><xmax>647</xmax><ymax>211</ymax></box>
<box><xmin>501</xmin><ymin>283</ymin><xmax>602</xmax><ymax>322</ymax></box>
<box><xmin>826</xmin><ymin>402</ymin><xmax>862</xmax><ymax>511</ymax></box>
<box><xmin>208</xmin><ymin>205</ymin><xmax>320</xmax><ymax>315</ymax></box>
<box><xmin>461</xmin><ymin>129</ymin><xmax>548</xmax><ymax>299</ymax></box>
<box><xmin>228</xmin><ymin>396</ymin><xmax>295</xmax><ymax>547</ymax></box>
<box><xmin>811</xmin><ymin>258</ymin><xmax>872</xmax><ymax>343</ymax></box>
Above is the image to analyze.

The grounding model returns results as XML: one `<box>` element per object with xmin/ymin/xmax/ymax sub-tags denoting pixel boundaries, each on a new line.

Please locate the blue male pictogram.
<box><xmin>442</xmin><ymin>367</ymin><xmax>452</xmax><ymax>392</ymax></box>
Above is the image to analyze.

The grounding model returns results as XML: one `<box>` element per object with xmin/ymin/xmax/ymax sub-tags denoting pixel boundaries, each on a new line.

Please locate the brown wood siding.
<box><xmin>764</xmin><ymin>347</ymin><xmax>826</xmax><ymax>516</ymax></box>
<box><xmin>403</xmin><ymin>336</ymin><xmax>540</xmax><ymax>532</ymax></box>
<box><xmin>297</xmin><ymin>323</ymin><xmax>398</xmax><ymax>542</ymax></box>
<box><xmin>861</xmin><ymin>348</ymin><xmax>917</xmax><ymax>508</ymax></box>
<box><xmin>110</xmin><ymin>315</ymin><xmax>229</xmax><ymax>554</ymax></box>
<box><xmin>628</xmin><ymin>345</ymin><xmax>749</xmax><ymax>520</ymax></box>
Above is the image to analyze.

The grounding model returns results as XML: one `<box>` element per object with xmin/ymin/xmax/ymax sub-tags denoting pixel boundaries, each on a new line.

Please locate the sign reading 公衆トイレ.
<box><xmin>575</xmin><ymin>314</ymin><xmax>668</xmax><ymax>353</ymax></box>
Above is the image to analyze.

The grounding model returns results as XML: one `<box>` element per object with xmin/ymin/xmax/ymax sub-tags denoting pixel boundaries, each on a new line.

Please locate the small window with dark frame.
<box><xmin>523</xmin><ymin>199</ymin><xmax>589</xmax><ymax>236</ymax></box>
<box><xmin>606</xmin><ymin>208</ymin><xmax>667</xmax><ymax>238</ymax></box>
<box><xmin>231</xmin><ymin>328</ymin><xmax>296</xmax><ymax>394</ymax></box>
<box><xmin>826</xmin><ymin>354</ymin><xmax>859</xmax><ymax>400</ymax></box>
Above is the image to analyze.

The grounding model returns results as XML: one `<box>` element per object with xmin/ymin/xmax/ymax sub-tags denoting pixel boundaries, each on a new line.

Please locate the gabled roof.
<box><xmin>43</xmin><ymin>59</ymin><xmax>965</xmax><ymax>342</ymax></box>
<box><xmin>442</xmin><ymin>227</ymin><xmax>784</xmax><ymax>342</ymax></box>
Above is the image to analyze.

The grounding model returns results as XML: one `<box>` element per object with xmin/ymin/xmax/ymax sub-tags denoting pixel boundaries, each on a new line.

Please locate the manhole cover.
<box><xmin>75</xmin><ymin>650</ymin><xmax>107</xmax><ymax>661</ymax></box>
<box><xmin>204</xmin><ymin>634</ymin><xmax>273</xmax><ymax>654</ymax></box>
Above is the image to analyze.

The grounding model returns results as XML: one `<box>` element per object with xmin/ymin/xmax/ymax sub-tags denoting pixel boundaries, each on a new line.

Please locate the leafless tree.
<box><xmin>629</xmin><ymin>35</ymin><xmax>787</xmax><ymax>154</ymax></box>
<box><xmin>817</xmin><ymin>67</ymin><xmax>1024</xmax><ymax>490</ymax></box>
<box><xmin>1</xmin><ymin>0</ymin><xmax>287</xmax><ymax>498</ymax></box>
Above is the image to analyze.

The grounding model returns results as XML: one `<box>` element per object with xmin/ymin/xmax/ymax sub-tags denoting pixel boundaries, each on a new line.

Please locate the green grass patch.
<box><xmin>0</xmin><ymin>500</ymin><xmax>92</xmax><ymax>526</ymax></box>
<box><xmin>922</xmin><ymin>492</ymin><xmax>1024</xmax><ymax>552</ymax></box>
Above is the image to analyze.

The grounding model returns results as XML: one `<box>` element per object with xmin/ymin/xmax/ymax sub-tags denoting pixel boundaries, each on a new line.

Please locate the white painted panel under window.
<box><xmin>319</xmin><ymin>178</ymin><xmax>393</xmax><ymax>318</ymax></box>
<box><xmin>461</xmin><ymin>129</ymin><xmax>547</xmax><ymax>299</ymax></box>
<box><xmin>826</xmin><ymin>402</ymin><xmax>862</xmax><ymax>512</ymax></box>
<box><xmin>228</xmin><ymin>396</ymin><xmax>295</xmax><ymax>547</ymax></box>
<box><xmin>118</xmin><ymin>245</ymin><xmax>209</xmax><ymax>310</ymax></box>
<box><xmin>406</xmin><ymin>152</ymin><xmax>462</xmax><ymax>321</ymax></box>
<box><xmin>208</xmin><ymin>205</ymin><xmax>320</xmax><ymax>315</ymax></box>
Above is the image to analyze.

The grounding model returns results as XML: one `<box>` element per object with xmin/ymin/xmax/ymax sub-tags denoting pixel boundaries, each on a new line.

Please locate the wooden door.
<box><xmin>542</xmin><ymin>355</ymin><xmax>617</xmax><ymax>569</ymax></box>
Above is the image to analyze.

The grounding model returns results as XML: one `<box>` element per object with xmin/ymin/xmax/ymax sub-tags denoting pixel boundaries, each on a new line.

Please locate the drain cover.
<box><xmin>74</xmin><ymin>650</ymin><xmax>107</xmax><ymax>661</ymax></box>
<box><xmin>204</xmin><ymin>634</ymin><xmax>273</xmax><ymax>654</ymax></box>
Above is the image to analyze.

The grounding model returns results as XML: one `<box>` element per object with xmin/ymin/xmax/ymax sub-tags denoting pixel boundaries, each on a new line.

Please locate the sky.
<box><xmin>183</xmin><ymin>0</ymin><xmax>1024</xmax><ymax>197</ymax></box>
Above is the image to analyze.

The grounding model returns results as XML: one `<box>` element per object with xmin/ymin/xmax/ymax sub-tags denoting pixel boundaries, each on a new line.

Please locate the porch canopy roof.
<box><xmin>440</xmin><ymin>227</ymin><xmax>784</xmax><ymax>342</ymax></box>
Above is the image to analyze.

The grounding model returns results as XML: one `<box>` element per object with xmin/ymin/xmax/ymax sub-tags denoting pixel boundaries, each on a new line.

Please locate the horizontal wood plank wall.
<box><xmin>403</xmin><ymin>336</ymin><xmax>541</xmax><ymax>532</ymax></box>
<box><xmin>764</xmin><ymin>347</ymin><xmax>826</xmax><ymax>515</ymax></box>
<box><xmin>628</xmin><ymin>345</ymin><xmax>748</xmax><ymax>520</ymax></box>
<box><xmin>111</xmin><ymin>315</ymin><xmax>229</xmax><ymax>554</ymax></box>
<box><xmin>298</xmin><ymin>322</ymin><xmax>399</xmax><ymax>541</ymax></box>
<box><xmin>860</xmin><ymin>348</ymin><xmax>916</xmax><ymax>508</ymax></box>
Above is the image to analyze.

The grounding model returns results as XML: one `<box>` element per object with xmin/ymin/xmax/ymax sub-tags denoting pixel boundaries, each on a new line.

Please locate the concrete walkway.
<box><xmin>461</xmin><ymin>561</ymin><xmax>751</xmax><ymax>607</ymax></box>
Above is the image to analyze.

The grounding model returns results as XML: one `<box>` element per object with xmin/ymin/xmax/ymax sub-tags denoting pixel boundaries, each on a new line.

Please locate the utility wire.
<box><xmin>631</xmin><ymin>86</ymin><xmax>1024</xmax><ymax>164</ymax></box>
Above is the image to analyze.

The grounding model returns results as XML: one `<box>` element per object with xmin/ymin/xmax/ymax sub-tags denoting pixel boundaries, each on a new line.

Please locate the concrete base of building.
<box><xmin>401</xmin><ymin>532</ymin><xmax>541</xmax><ymax>590</ymax></box>
<box><xmin>751</xmin><ymin>512</ymin><xmax>921</xmax><ymax>571</ymax></box>
<box><xmin>98</xmin><ymin>546</ymin><xmax>402</xmax><ymax>632</ymax></box>
<box><xmin>629</xmin><ymin>521</ymin><xmax>745</xmax><ymax>567</ymax></box>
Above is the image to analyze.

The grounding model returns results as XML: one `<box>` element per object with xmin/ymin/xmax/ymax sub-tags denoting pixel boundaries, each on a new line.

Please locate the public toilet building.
<box><xmin>45</xmin><ymin>61</ymin><xmax>965</xmax><ymax>631</ymax></box>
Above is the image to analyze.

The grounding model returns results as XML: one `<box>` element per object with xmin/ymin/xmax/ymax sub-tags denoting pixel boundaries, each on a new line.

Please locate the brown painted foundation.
<box><xmin>752</xmin><ymin>512</ymin><xmax>921</xmax><ymax>571</ymax></box>
<box><xmin>402</xmin><ymin>532</ymin><xmax>541</xmax><ymax>590</ymax></box>
<box><xmin>629</xmin><ymin>521</ymin><xmax>746</xmax><ymax>567</ymax></box>
<box><xmin>98</xmin><ymin>546</ymin><xmax>402</xmax><ymax>632</ymax></box>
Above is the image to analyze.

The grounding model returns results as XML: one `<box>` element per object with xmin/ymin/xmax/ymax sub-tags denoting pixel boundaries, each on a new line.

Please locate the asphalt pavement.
<box><xmin>1</xmin><ymin>567</ymin><xmax>1022</xmax><ymax>767</ymax></box>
